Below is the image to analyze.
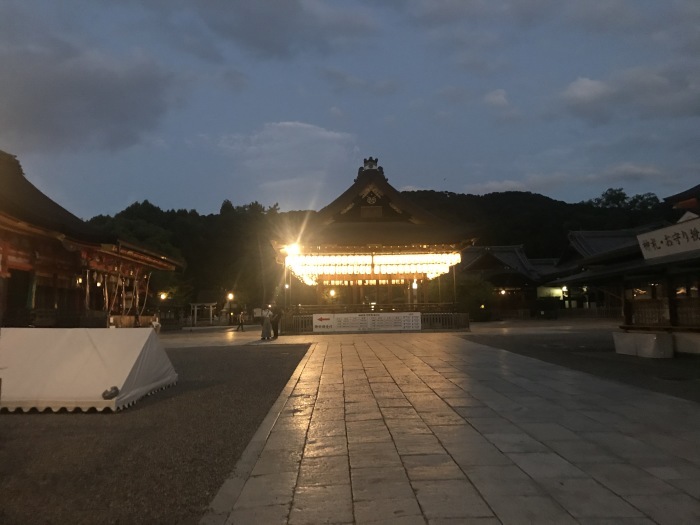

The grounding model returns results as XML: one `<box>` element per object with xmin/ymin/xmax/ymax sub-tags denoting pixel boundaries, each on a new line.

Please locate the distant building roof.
<box><xmin>461</xmin><ymin>245</ymin><xmax>554</xmax><ymax>283</ymax></box>
<box><xmin>556</xmin><ymin>225</ymin><xmax>663</xmax><ymax>269</ymax></box>
<box><xmin>0</xmin><ymin>149</ymin><xmax>181</xmax><ymax>271</ymax></box>
<box><xmin>664</xmin><ymin>183</ymin><xmax>700</xmax><ymax>214</ymax></box>
<box><xmin>293</xmin><ymin>157</ymin><xmax>472</xmax><ymax>248</ymax></box>
<box><xmin>0</xmin><ymin>149</ymin><xmax>114</xmax><ymax>244</ymax></box>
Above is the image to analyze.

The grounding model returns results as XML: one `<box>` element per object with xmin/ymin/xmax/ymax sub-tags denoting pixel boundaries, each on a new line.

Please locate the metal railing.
<box><xmin>281</xmin><ymin>311</ymin><xmax>469</xmax><ymax>334</ymax></box>
<box><xmin>288</xmin><ymin>303</ymin><xmax>460</xmax><ymax>314</ymax></box>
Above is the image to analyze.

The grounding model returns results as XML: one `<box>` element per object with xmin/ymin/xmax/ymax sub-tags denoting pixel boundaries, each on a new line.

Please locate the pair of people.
<box><xmin>260</xmin><ymin>305</ymin><xmax>283</xmax><ymax>340</ymax></box>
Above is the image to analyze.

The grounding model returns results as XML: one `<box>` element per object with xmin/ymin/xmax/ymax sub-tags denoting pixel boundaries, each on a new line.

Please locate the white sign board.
<box><xmin>313</xmin><ymin>312</ymin><xmax>421</xmax><ymax>333</ymax></box>
<box><xmin>637</xmin><ymin>217</ymin><xmax>700</xmax><ymax>259</ymax></box>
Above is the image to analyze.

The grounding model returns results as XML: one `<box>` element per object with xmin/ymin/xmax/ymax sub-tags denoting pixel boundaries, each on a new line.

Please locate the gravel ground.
<box><xmin>0</xmin><ymin>343</ymin><xmax>308</xmax><ymax>525</ymax></box>
<box><xmin>464</xmin><ymin>320</ymin><xmax>700</xmax><ymax>404</ymax></box>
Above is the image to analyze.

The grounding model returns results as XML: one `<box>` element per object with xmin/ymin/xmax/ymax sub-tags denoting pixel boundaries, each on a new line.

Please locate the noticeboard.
<box><xmin>312</xmin><ymin>312</ymin><xmax>421</xmax><ymax>333</ymax></box>
<box><xmin>637</xmin><ymin>216</ymin><xmax>700</xmax><ymax>259</ymax></box>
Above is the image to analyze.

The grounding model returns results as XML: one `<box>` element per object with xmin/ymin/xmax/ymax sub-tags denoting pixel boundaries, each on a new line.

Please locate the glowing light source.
<box><xmin>284</xmin><ymin>251</ymin><xmax>461</xmax><ymax>285</ymax></box>
<box><xmin>285</xmin><ymin>243</ymin><xmax>300</xmax><ymax>256</ymax></box>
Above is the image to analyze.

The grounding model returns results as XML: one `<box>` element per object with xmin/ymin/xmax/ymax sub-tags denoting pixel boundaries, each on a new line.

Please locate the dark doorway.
<box><xmin>4</xmin><ymin>269</ymin><xmax>32</xmax><ymax>326</ymax></box>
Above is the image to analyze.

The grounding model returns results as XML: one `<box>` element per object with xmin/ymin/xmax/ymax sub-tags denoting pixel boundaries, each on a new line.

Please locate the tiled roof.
<box><xmin>0</xmin><ymin>149</ymin><xmax>114</xmax><ymax>243</ymax></box>
<box><xmin>461</xmin><ymin>245</ymin><xmax>548</xmax><ymax>282</ymax></box>
<box><xmin>297</xmin><ymin>164</ymin><xmax>471</xmax><ymax>248</ymax></box>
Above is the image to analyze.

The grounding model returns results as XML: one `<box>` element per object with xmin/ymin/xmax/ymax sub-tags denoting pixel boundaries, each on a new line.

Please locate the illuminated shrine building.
<box><xmin>272</xmin><ymin>157</ymin><xmax>471</xmax><ymax>304</ymax></box>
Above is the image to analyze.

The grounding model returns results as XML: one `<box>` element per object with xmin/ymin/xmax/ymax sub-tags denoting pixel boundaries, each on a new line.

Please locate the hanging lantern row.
<box><xmin>285</xmin><ymin>252</ymin><xmax>461</xmax><ymax>286</ymax></box>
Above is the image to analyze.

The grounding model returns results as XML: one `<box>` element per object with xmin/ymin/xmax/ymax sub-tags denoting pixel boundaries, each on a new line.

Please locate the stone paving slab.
<box><xmin>201</xmin><ymin>332</ymin><xmax>700</xmax><ymax>524</ymax></box>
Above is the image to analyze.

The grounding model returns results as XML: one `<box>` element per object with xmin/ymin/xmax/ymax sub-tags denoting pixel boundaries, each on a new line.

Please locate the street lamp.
<box><xmin>227</xmin><ymin>292</ymin><xmax>234</xmax><ymax>325</ymax></box>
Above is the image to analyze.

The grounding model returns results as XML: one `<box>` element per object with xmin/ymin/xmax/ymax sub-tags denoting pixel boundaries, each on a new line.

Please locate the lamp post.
<box><xmin>227</xmin><ymin>292</ymin><xmax>234</xmax><ymax>325</ymax></box>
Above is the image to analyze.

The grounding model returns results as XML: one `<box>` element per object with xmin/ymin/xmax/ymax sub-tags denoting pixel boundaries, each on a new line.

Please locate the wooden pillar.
<box><xmin>622</xmin><ymin>282</ymin><xmax>633</xmax><ymax>325</ymax></box>
<box><xmin>665</xmin><ymin>275</ymin><xmax>678</xmax><ymax>327</ymax></box>
<box><xmin>27</xmin><ymin>272</ymin><xmax>37</xmax><ymax>309</ymax></box>
<box><xmin>103</xmin><ymin>274</ymin><xmax>109</xmax><ymax>312</ymax></box>
<box><xmin>452</xmin><ymin>265</ymin><xmax>457</xmax><ymax>303</ymax></box>
<box><xmin>0</xmin><ymin>276</ymin><xmax>7</xmax><ymax>326</ymax></box>
<box><xmin>52</xmin><ymin>272</ymin><xmax>59</xmax><ymax>309</ymax></box>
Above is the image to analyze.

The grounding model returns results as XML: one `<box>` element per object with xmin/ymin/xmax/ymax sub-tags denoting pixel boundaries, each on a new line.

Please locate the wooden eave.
<box><xmin>1</xmin><ymin>212</ymin><xmax>179</xmax><ymax>273</ymax></box>
<box><xmin>100</xmin><ymin>241</ymin><xmax>181</xmax><ymax>272</ymax></box>
<box><xmin>664</xmin><ymin>184</ymin><xmax>700</xmax><ymax>208</ymax></box>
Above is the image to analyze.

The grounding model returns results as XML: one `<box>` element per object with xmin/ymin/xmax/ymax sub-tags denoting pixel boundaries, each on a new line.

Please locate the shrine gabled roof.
<box><xmin>0</xmin><ymin>150</ymin><xmax>182</xmax><ymax>270</ymax></box>
<box><xmin>461</xmin><ymin>245</ymin><xmax>546</xmax><ymax>282</ymax></box>
<box><xmin>296</xmin><ymin>158</ymin><xmax>472</xmax><ymax>248</ymax></box>
<box><xmin>0</xmin><ymin>149</ymin><xmax>114</xmax><ymax>244</ymax></box>
<box><xmin>664</xmin><ymin>183</ymin><xmax>700</xmax><ymax>214</ymax></box>
<box><xmin>556</xmin><ymin>225</ymin><xmax>663</xmax><ymax>268</ymax></box>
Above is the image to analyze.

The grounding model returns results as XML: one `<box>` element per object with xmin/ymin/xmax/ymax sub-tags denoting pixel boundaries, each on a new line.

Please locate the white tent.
<box><xmin>0</xmin><ymin>328</ymin><xmax>177</xmax><ymax>412</ymax></box>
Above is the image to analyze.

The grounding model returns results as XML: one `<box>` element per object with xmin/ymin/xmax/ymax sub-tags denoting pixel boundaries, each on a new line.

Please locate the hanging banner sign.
<box><xmin>312</xmin><ymin>312</ymin><xmax>421</xmax><ymax>332</ymax></box>
<box><xmin>637</xmin><ymin>217</ymin><xmax>700</xmax><ymax>260</ymax></box>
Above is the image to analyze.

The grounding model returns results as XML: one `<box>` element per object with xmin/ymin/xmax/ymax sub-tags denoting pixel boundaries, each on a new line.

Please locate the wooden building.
<box><xmin>554</xmin><ymin>184</ymin><xmax>700</xmax><ymax>353</ymax></box>
<box><xmin>0</xmin><ymin>150</ymin><xmax>180</xmax><ymax>328</ymax></box>
<box><xmin>460</xmin><ymin>245</ymin><xmax>559</xmax><ymax>318</ymax></box>
<box><xmin>271</xmin><ymin>157</ymin><xmax>471</xmax><ymax>309</ymax></box>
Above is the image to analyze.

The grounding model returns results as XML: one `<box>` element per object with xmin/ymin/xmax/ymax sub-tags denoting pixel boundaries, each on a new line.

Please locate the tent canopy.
<box><xmin>0</xmin><ymin>328</ymin><xmax>177</xmax><ymax>412</ymax></box>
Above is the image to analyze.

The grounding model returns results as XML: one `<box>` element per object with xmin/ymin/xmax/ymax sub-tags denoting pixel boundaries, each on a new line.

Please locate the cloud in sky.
<box><xmin>0</xmin><ymin>46</ymin><xmax>176</xmax><ymax>152</ymax></box>
<box><xmin>0</xmin><ymin>0</ymin><xmax>698</xmax><ymax>219</ymax></box>
<box><xmin>219</xmin><ymin>121</ymin><xmax>357</xmax><ymax>211</ymax></box>
<box><xmin>463</xmin><ymin>162</ymin><xmax>665</xmax><ymax>200</ymax></box>
<box><xmin>143</xmin><ymin>0</ymin><xmax>377</xmax><ymax>59</ymax></box>
<box><xmin>320</xmin><ymin>68</ymin><xmax>398</xmax><ymax>96</ymax></box>
<box><xmin>562</xmin><ymin>64</ymin><xmax>700</xmax><ymax>124</ymax></box>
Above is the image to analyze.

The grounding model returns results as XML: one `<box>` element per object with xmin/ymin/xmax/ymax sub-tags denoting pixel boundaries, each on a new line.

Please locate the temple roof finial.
<box><xmin>363</xmin><ymin>157</ymin><xmax>378</xmax><ymax>170</ymax></box>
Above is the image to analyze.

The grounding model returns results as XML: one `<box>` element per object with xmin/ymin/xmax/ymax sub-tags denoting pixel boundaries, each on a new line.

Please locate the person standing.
<box><xmin>260</xmin><ymin>305</ymin><xmax>273</xmax><ymax>340</ymax></box>
<box><xmin>236</xmin><ymin>309</ymin><xmax>245</xmax><ymax>332</ymax></box>
<box><xmin>271</xmin><ymin>306</ymin><xmax>284</xmax><ymax>339</ymax></box>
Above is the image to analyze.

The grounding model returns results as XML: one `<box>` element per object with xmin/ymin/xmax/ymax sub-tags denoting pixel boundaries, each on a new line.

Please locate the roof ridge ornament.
<box><xmin>357</xmin><ymin>156</ymin><xmax>385</xmax><ymax>181</ymax></box>
<box><xmin>363</xmin><ymin>157</ymin><xmax>378</xmax><ymax>170</ymax></box>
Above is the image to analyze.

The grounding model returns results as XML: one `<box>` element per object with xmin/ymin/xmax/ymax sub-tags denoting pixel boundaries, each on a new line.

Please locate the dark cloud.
<box><xmin>320</xmin><ymin>68</ymin><xmax>398</xmax><ymax>96</ymax></box>
<box><xmin>219</xmin><ymin>68</ymin><xmax>248</xmax><ymax>92</ymax></box>
<box><xmin>142</xmin><ymin>0</ymin><xmax>377</xmax><ymax>60</ymax></box>
<box><xmin>561</xmin><ymin>63</ymin><xmax>700</xmax><ymax>124</ymax></box>
<box><xmin>564</xmin><ymin>2</ymin><xmax>648</xmax><ymax>33</ymax></box>
<box><xmin>0</xmin><ymin>43</ymin><xmax>177</xmax><ymax>153</ymax></box>
<box><xmin>401</xmin><ymin>0</ymin><xmax>500</xmax><ymax>27</ymax></box>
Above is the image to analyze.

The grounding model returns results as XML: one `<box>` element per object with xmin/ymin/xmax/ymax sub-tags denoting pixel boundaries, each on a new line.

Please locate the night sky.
<box><xmin>2</xmin><ymin>1</ymin><xmax>698</xmax><ymax>219</ymax></box>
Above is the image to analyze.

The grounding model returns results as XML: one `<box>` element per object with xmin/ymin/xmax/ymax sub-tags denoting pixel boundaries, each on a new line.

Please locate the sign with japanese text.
<box><xmin>637</xmin><ymin>217</ymin><xmax>700</xmax><ymax>259</ymax></box>
<box><xmin>312</xmin><ymin>312</ymin><xmax>421</xmax><ymax>332</ymax></box>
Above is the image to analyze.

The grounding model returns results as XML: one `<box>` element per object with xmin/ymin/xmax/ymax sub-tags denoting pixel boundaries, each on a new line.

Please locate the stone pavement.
<box><xmin>197</xmin><ymin>331</ymin><xmax>700</xmax><ymax>524</ymax></box>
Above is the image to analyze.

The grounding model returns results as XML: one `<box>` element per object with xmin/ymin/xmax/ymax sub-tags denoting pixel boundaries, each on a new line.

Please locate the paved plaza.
<box><xmin>186</xmin><ymin>324</ymin><xmax>700</xmax><ymax>525</ymax></box>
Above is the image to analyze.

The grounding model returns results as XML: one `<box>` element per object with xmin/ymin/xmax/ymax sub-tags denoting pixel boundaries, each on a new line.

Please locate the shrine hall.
<box><xmin>0</xmin><ymin>150</ymin><xmax>181</xmax><ymax>328</ymax></box>
<box><xmin>271</xmin><ymin>157</ymin><xmax>472</xmax><ymax>311</ymax></box>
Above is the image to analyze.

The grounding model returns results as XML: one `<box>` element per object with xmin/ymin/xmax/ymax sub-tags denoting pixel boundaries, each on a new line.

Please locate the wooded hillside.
<box><xmin>88</xmin><ymin>188</ymin><xmax>677</xmax><ymax>305</ymax></box>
